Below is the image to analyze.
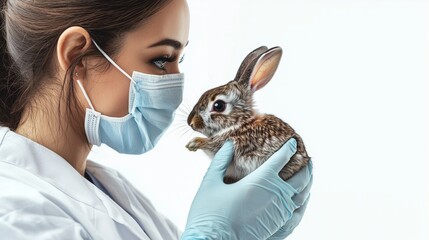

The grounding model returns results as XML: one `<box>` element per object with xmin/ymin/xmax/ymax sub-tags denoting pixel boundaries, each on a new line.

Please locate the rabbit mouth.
<box><xmin>188</xmin><ymin>123</ymin><xmax>203</xmax><ymax>133</ymax></box>
<box><xmin>189</xmin><ymin>124</ymin><xmax>210</xmax><ymax>136</ymax></box>
<box><xmin>191</xmin><ymin>126</ymin><xmax>203</xmax><ymax>134</ymax></box>
<box><xmin>192</xmin><ymin>127</ymin><xmax>215</xmax><ymax>138</ymax></box>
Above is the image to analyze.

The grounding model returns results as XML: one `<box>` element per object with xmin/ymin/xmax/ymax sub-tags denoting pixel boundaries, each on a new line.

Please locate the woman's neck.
<box><xmin>15</xmin><ymin>93</ymin><xmax>90</xmax><ymax>176</ymax></box>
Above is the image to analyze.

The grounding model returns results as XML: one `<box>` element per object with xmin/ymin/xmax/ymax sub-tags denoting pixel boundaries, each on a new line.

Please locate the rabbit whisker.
<box><xmin>177</xmin><ymin>103</ymin><xmax>192</xmax><ymax>114</ymax></box>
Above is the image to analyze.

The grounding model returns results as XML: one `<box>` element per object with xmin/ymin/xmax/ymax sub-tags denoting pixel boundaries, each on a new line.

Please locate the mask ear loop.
<box><xmin>76</xmin><ymin>79</ymin><xmax>96</xmax><ymax>111</ymax></box>
<box><xmin>91</xmin><ymin>40</ymin><xmax>135</xmax><ymax>84</ymax></box>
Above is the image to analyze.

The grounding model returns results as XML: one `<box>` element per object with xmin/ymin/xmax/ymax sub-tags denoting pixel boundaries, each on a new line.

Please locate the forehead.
<box><xmin>126</xmin><ymin>0</ymin><xmax>190</xmax><ymax>48</ymax></box>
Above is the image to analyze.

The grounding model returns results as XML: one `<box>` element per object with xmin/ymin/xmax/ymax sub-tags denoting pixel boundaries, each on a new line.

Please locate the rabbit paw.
<box><xmin>186</xmin><ymin>137</ymin><xmax>207</xmax><ymax>151</ymax></box>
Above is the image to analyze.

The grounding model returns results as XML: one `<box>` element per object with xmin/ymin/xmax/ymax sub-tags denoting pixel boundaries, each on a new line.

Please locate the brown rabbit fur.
<box><xmin>186</xmin><ymin>46</ymin><xmax>310</xmax><ymax>184</ymax></box>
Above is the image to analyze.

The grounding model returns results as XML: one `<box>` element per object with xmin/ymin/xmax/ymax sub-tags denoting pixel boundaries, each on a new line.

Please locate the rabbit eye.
<box><xmin>212</xmin><ymin>100</ymin><xmax>226</xmax><ymax>112</ymax></box>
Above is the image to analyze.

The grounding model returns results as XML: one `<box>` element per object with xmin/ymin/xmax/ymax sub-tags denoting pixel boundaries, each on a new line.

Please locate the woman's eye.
<box><xmin>152</xmin><ymin>57</ymin><xmax>168</xmax><ymax>70</ymax></box>
<box><xmin>212</xmin><ymin>100</ymin><xmax>226</xmax><ymax>112</ymax></box>
<box><xmin>151</xmin><ymin>54</ymin><xmax>184</xmax><ymax>71</ymax></box>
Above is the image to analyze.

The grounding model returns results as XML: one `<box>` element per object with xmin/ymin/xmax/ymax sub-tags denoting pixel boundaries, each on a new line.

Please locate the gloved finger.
<box><xmin>255</xmin><ymin>138</ymin><xmax>297</xmax><ymax>174</ymax></box>
<box><xmin>204</xmin><ymin>141</ymin><xmax>235</xmax><ymax>180</ymax></box>
<box><xmin>291</xmin><ymin>173</ymin><xmax>313</xmax><ymax>206</ymax></box>
<box><xmin>287</xmin><ymin>160</ymin><xmax>313</xmax><ymax>193</ymax></box>
<box><xmin>267</xmin><ymin>194</ymin><xmax>311</xmax><ymax>240</ymax></box>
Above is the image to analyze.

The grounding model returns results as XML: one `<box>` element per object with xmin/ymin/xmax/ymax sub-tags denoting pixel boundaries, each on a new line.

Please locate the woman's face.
<box><xmin>82</xmin><ymin>0</ymin><xmax>190</xmax><ymax>117</ymax></box>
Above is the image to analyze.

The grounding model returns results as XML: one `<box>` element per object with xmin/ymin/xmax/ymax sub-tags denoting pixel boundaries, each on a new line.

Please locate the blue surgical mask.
<box><xmin>76</xmin><ymin>40</ymin><xmax>184</xmax><ymax>154</ymax></box>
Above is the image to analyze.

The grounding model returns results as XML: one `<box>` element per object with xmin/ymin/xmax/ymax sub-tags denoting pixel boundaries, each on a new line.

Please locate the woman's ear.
<box><xmin>248</xmin><ymin>47</ymin><xmax>283</xmax><ymax>92</ymax></box>
<box><xmin>56</xmin><ymin>26</ymin><xmax>92</xmax><ymax>74</ymax></box>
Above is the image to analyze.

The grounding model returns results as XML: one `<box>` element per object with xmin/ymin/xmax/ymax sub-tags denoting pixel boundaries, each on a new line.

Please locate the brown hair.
<box><xmin>0</xmin><ymin>0</ymin><xmax>172</xmax><ymax>130</ymax></box>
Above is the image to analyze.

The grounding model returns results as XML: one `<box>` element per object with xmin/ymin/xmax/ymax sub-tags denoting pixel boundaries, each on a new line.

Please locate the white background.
<box><xmin>89</xmin><ymin>0</ymin><xmax>429</xmax><ymax>239</ymax></box>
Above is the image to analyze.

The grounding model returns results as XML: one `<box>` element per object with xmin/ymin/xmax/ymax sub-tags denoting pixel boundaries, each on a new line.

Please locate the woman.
<box><xmin>0</xmin><ymin>0</ymin><xmax>313</xmax><ymax>239</ymax></box>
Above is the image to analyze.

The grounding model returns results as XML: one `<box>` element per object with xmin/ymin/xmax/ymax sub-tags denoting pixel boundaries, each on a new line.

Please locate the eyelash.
<box><xmin>152</xmin><ymin>54</ymin><xmax>186</xmax><ymax>70</ymax></box>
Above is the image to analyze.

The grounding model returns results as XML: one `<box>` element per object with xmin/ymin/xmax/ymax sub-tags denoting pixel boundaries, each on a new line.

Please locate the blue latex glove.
<box><xmin>268</xmin><ymin>161</ymin><xmax>313</xmax><ymax>239</ymax></box>
<box><xmin>181</xmin><ymin>138</ymin><xmax>313</xmax><ymax>240</ymax></box>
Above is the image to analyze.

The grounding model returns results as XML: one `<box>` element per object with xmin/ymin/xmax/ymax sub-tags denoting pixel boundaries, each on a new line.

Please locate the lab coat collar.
<box><xmin>0</xmin><ymin>127</ymin><xmax>101</xmax><ymax>209</ymax></box>
<box><xmin>0</xmin><ymin>126</ymin><xmax>144</xmax><ymax>233</ymax></box>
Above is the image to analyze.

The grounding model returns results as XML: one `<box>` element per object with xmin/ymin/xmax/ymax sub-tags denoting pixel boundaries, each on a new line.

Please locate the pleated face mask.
<box><xmin>76</xmin><ymin>40</ymin><xmax>184</xmax><ymax>154</ymax></box>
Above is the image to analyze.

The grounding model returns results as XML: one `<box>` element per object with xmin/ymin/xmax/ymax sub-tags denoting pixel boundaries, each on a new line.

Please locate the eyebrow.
<box><xmin>148</xmin><ymin>38</ymin><xmax>189</xmax><ymax>49</ymax></box>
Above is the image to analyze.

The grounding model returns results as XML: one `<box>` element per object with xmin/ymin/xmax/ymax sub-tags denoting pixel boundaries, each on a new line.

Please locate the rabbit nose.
<box><xmin>189</xmin><ymin>118</ymin><xmax>198</xmax><ymax>130</ymax></box>
<box><xmin>189</xmin><ymin>115</ymin><xmax>203</xmax><ymax>130</ymax></box>
<box><xmin>187</xmin><ymin>111</ymin><xmax>194</xmax><ymax>126</ymax></box>
<box><xmin>188</xmin><ymin>114</ymin><xmax>195</xmax><ymax>129</ymax></box>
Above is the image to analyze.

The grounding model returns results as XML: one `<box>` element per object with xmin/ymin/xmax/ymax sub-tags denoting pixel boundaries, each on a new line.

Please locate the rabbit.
<box><xmin>185</xmin><ymin>46</ymin><xmax>310</xmax><ymax>184</ymax></box>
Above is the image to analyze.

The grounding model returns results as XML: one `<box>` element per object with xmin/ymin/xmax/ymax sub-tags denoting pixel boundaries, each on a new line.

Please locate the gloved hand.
<box><xmin>181</xmin><ymin>138</ymin><xmax>313</xmax><ymax>240</ymax></box>
<box><xmin>268</xmin><ymin>160</ymin><xmax>313</xmax><ymax>240</ymax></box>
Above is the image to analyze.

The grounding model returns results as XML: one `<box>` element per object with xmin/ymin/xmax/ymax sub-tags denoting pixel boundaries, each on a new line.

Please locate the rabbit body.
<box><xmin>187</xmin><ymin>113</ymin><xmax>308</xmax><ymax>183</ymax></box>
<box><xmin>186</xmin><ymin>46</ymin><xmax>310</xmax><ymax>183</ymax></box>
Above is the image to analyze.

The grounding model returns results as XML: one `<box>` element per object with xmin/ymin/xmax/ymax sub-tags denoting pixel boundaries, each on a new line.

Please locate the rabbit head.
<box><xmin>187</xmin><ymin>46</ymin><xmax>283</xmax><ymax>137</ymax></box>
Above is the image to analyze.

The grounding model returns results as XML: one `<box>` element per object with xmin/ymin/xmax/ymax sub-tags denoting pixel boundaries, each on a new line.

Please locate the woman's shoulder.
<box><xmin>0</xmin><ymin>127</ymin><xmax>108</xmax><ymax>213</ymax></box>
<box><xmin>0</xmin><ymin>165</ymin><xmax>92</xmax><ymax>239</ymax></box>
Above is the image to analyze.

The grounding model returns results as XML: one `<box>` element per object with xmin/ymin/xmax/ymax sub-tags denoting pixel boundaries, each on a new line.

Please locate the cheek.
<box><xmin>201</xmin><ymin>110</ymin><xmax>211</xmax><ymax>124</ymax></box>
<box><xmin>85</xmin><ymin>67</ymin><xmax>131</xmax><ymax>117</ymax></box>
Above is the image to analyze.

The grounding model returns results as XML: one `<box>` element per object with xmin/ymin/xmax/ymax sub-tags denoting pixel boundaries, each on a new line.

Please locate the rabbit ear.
<box><xmin>234</xmin><ymin>46</ymin><xmax>268</xmax><ymax>82</ymax></box>
<box><xmin>249</xmin><ymin>47</ymin><xmax>283</xmax><ymax>91</ymax></box>
<box><xmin>238</xmin><ymin>47</ymin><xmax>283</xmax><ymax>92</ymax></box>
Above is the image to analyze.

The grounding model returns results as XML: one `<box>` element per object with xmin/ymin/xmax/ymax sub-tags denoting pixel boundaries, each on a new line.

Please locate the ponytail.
<box><xmin>0</xmin><ymin>1</ymin><xmax>22</xmax><ymax>130</ymax></box>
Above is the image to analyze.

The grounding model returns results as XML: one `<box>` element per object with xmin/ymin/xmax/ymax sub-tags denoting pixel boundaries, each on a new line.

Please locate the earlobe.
<box><xmin>56</xmin><ymin>26</ymin><xmax>92</xmax><ymax>72</ymax></box>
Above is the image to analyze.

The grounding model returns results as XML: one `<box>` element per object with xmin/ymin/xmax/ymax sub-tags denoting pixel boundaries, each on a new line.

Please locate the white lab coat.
<box><xmin>0</xmin><ymin>126</ymin><xmax>181</xmax><ymax>240</ymax></box>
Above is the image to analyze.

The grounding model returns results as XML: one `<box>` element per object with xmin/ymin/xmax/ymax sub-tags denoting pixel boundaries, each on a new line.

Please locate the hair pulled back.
<box><xmin>0</xmin><ymin>0</ymin><xmax>171</xmax><ymax>130</ymax></box>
